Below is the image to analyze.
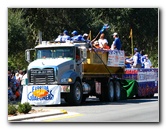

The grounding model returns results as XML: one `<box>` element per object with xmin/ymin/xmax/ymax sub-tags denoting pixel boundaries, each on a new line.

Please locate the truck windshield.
<box><xmin>36</xmin><ymin>47</ymin><xmax>74</xmax><ymax>59</ymax></box>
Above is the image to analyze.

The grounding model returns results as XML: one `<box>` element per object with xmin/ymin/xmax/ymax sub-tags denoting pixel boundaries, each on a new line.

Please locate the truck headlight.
<box><xmin>61</xmin><ymin>78</ymin><xmax>73</xmax><ymax>83</ymax></box>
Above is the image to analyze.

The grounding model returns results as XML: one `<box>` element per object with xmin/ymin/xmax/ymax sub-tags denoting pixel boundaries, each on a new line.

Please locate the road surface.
<box><xmin>22</xmin><ymin>94</ymin><xmax>159</xmax><ymax>122</ymax></box>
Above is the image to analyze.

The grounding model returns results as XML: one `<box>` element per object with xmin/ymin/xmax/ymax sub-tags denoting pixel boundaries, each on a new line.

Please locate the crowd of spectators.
<box><xmin>8</xmin><ymin>69</ymin><xmax>26</xmax><ymax>103</ymax></box>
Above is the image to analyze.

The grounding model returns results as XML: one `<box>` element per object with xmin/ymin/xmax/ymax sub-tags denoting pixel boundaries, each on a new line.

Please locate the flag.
<box><xmin>129</xmin><ymin>29</ymin><xmax>132</xmax><ymax>38</ymax></box>
<box><xmin>100</xmin><ymin>24</ymin><xmax>110</xmax><ymax>33</ymax></box>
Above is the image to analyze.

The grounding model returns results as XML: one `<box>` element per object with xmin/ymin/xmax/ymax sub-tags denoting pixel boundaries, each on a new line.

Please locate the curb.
<box><xmin>8</xmin><ymin>109</ymin><xmax>68</xmax><ymax>121</ymax></box>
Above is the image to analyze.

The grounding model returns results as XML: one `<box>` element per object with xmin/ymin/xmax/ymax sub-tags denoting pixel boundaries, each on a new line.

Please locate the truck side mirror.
<box><xmin>25</xmin><ymin>49</ymin><xmax>35</xmax><ymax>63</ymax></box>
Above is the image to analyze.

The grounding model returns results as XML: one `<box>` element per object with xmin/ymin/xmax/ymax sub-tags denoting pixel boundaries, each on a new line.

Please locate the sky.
<box><xmin>1</xmin><ymin>0</ymin><xmax>164</xmax><ymax>128</ymax></box>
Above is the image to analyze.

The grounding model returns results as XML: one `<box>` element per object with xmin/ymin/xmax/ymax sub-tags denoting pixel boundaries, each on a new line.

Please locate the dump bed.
<box><xmin>82</xmin><ymin>49</ymin><xmax>125</xmax><ymax>78</ymax></box>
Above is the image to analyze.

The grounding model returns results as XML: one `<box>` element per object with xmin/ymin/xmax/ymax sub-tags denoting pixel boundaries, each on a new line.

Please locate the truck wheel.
<box><xmin>107</xmin><ymin>80</ymin><xmax>114</xmax><ymax>102</ymax></box>
<box><xmin>68</xmin><ymin>81</ymin><xmax>83</xmax><ymax>106</ymax></box>
<box><xmin>114</xmin><ymin>81</ymin><xmax>121</xmax><ymax>101</ymax></box>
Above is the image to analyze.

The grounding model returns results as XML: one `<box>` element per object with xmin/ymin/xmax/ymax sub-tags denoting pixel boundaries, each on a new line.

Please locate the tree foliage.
<box><xmin>8</xmin><ymin>8</ymin><xmax>158</xmax><ymax>69</ymax></box>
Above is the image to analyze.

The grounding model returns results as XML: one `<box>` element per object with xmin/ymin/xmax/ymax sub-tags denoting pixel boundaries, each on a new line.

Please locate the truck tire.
<box><xmin>114</xmin><ymin>81</ymin><xmax>121</xmax><ymax>101</ymax></box>
<box><xmin>107</xmin><ymin>80</ymin><xmax>114</xmax><ymax>102</ymax></box>
<box><xmin>68</xmin><ymin>81</ymin><xmax>83</xmax><ymax>106</ymax></box>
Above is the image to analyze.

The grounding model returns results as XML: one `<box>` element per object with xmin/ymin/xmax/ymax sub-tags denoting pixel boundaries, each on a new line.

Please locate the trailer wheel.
<box><xmin>114</xmin><ymin>81</ymin><xmax>121</xmax><ymax>101</ymax></box>
<box><xmin>107</xmin><ymin>80</ymin><xmax>114</xmax><ymax>102</ymax></box>
<box><xmin>68</xmin><ymin>81</ymin><xmax>83</xmax><ymax>106</ymax></box>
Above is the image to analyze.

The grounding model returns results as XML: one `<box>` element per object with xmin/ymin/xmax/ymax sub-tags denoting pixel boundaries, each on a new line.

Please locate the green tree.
<box><xmin>8</xmin><ymin>8</ymin><xmax>158</xmax><ymax>68</ymax></box>
<box><xmin>8</xmin><ymin>9</ymin><xmax>29</xmax><ymax>70</ymax></box>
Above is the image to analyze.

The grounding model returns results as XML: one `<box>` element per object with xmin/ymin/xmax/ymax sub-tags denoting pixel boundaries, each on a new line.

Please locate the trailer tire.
<box><xmin>68</xmin><ymin>81</ymin><xmax>83</xmax><ymax>106</ymax></box>
<box><xmin>114</xmin><ymin>81</ymin><xmax>121</xmax><ymax>101</ymax></box>
<box><xmin>107</xmin><ymin>80</ymin><xmax>114</xmax><ymax>102</ymax></box>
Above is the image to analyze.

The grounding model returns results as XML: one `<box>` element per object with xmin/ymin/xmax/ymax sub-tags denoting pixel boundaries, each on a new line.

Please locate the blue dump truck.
<box><xmin>21</xmin><ymin>40</ymin><xmax>158</xmax><ymax>106</ymax></box>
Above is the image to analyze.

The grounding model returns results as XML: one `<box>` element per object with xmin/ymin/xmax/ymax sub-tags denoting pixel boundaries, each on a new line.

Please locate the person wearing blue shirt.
<box><xmin>140</xmin><ymin>50</ymin><xmax>146</xmax><ymax>68</ymax></box>
<box><xmin>132</xmin><ymin>48</ymin><xmax>142</xmax><ymax>68</ymax></box>
<box><xmin>112</xmin><ymin>32</ymin><xmax>121</xmax><ymax>50</ymax></box>
<box><xmin>71</xmin><ymin>30</ymin><xmax>79</xmax><ymax>41</ymax></box>
<box><xmin>61</xmin><ymin>30</ymin><xmax>70</xmax><ymax>42</ymax></box>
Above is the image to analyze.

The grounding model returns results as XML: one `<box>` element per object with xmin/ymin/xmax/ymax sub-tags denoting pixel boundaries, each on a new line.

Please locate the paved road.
<box><xmin>22</xmin><ymin>94</ymin><xmax>159</xmax><ymax>122</ymax></box>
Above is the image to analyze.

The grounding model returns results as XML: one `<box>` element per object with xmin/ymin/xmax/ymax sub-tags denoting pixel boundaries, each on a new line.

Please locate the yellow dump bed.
<box><xmin>82</xmin><ymin>49</ymin><xmax>125</xmax><ymax>78</ymax></box>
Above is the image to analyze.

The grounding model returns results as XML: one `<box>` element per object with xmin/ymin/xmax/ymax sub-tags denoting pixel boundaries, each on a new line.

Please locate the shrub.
<box><xmin>8</xmin><ymin>104</ymin><xmax>17</xmax><ymax>115</ymax></box>
<box><xmin>17</xmin><ymin>102</ymin><xmax>32</xmax><ymax>114</ymax></box>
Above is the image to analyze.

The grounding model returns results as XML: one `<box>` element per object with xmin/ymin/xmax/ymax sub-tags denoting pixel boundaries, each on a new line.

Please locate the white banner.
<box><xmin>21</xmin><ymin>85</ymin><xmax>61</xmax><ymax>105</ymax></box>
<box><xmin>107</xmin><ymin>50</ymin><xmax>125</xmax><ymax>67</ymax></box>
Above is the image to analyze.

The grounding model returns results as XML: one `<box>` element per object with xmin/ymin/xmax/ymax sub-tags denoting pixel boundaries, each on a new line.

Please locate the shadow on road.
<box><xmin>37</xmin><ymin>95</ymin><xmax>158</xmax><ymax>108</ymax></box>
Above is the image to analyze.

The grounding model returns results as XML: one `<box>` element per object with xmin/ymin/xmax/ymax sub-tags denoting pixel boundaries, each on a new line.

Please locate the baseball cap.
<box><xmin>83</xmin><ymin>33</ymin><xmax>88</xmax><ymax>37</ymax></box>
<box><xmin>63</xmin><ymin>30</ymin><xmax>68</xmax><ymax>35</ymax></box>
<box><xmin>112</xmin><ymin>32</ymin><xmax>118</xmax><ymax>36</ymax></box>
<box><xmin>71</xmin><ymin>30</ymin><xmax>78</xmax><ymax>35</ymax></box>
<box><xmin>134</xmin><ymin>48</ymin><xmax>138</xmax><ymax>51</ymax></box>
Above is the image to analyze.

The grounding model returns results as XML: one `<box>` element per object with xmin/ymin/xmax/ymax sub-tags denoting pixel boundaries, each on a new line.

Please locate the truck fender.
<box><xmin>60</xmin><ymin>70</ymin><xmax>80</xmax><ymax>84</ymax></box>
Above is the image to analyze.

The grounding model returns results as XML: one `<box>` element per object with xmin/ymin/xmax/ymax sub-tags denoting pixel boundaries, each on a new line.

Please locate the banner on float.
<box><xmin>123</xmin><ymin>68</ymin><xmax>158</xmax><ymax>82</ymax></box>
<box><xmin>21</xmin><ymin>85</ymin><xmax>61</xmax><ymax>105</ymax></box>
<box><xmin>107</xmin><ymin>50</ymin><xmax>125</xmax><ymax>67</ymax></box>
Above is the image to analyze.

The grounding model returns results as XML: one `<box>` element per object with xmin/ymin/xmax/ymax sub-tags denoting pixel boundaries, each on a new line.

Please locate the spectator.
<box><xmin>18</xmin><ymin>70</ymin><xmax>24</xmax><ymax>94</ymax></box>
<box><xmin>61</xmin><ymin>30</ymin><xmax>70</xmax><ymax>42</ymax></box>
<box><xmin>9</xmin><ymin>86</ymin><xmax>21</xmax><ymax>102</ymax></box>
<box><xmin>8</xmin><ymin>86</ymin><xmax>14</xmax><ymax>101</ymax></box>
<box><xmin>8</xmin><ymin>69</ymin><xmax>12</xmax><ymax>83</ymax></box>
<box><xmin>15</xmin><ymin>72</ymin><xmax>21</xmax><ymax>87</ymax></box>
<box><xmin>112</xmin><ymin>32</ymin><xmax>122</xmax><ymax>50</ymax></box>
<box><xmin>98</xmin><ymin>33</ymin><xmax>109</xmax><ymax>49</ymax></box>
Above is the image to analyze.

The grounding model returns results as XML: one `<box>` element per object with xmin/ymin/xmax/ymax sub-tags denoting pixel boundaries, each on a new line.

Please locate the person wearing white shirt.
<box><xmin>98</xmin><ymin>33</ymin><xmax>109</xmax><ymax>48</ymax></box>
<box><xmin>143</xmin><ymin>55</ymin><xmax>152</xmax><ymax>68</ymax></box>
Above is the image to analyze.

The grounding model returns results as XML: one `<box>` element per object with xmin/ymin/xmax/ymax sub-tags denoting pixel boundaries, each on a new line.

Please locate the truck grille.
<box><xmin>29</xmin><ymin>68</ymin><xmax>55</xmax><ymax>85</ymax></box>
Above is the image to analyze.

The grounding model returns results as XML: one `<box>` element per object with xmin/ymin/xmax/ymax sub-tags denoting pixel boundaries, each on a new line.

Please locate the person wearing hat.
<box><xmin>82</xmin><ymin>33</ymin><xmax>91</xmax><ymax>46</ymax></box>
<box><xmin>61</xmin><ymin>30</ymin><xmax>71</xmax><ymax>42</ymax></box>
<box><xmin>132</xmin><ymin>48</ymin><xmax>142</xmax><ymax>68</ymax></box>
<box><xmin>112</xmin><ymin>32</ymin><xmax>121</xmax><ymax>50</ymax></box>
<box><xmin>71</xmin><ymin>30</ymin><xmax>79</xmax><ymax>41</ymax></box>
<box><xmin>143</xmin><ymin>54</ymin><xmax>152</xmax><ymax>68</ymax></box>
<box><xmin>82</xmin><ymin>33</ymin><xmax>89</xmax><ymax>41</ymax></box>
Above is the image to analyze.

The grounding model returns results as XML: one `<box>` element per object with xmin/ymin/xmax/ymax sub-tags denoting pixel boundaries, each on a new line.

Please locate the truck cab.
<box><xmin>24</xmin><ymin>41</ymin><xmax>89</xmax><ymax>105</ymax></box>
